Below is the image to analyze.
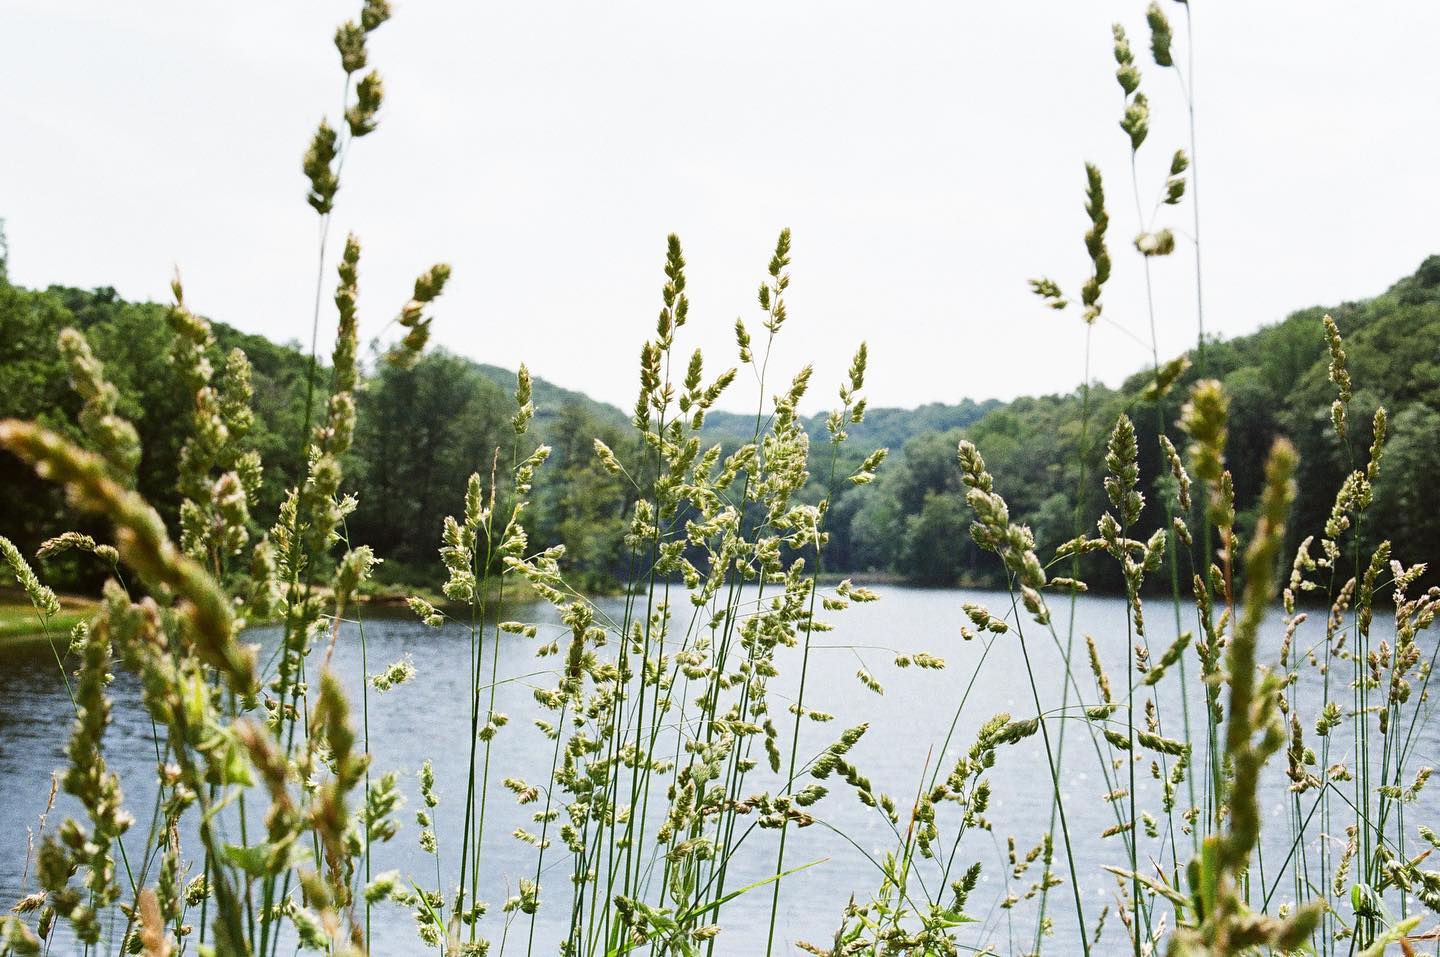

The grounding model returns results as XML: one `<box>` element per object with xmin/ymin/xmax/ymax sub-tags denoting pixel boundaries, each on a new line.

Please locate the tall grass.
<box><xmin>2</xmin><ymin>2</ymin><xmax>1439</xmax><ymax>957</ymax></box>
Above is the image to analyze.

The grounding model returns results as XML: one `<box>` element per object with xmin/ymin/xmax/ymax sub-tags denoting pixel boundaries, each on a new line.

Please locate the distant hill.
<box><xmin>700</xmin><ymin>400</ymin><xmax>1003</xmax><ymax>456</ymax></box>
<box><xmin>840</xmin><ymin>254</ymin><xmax>1440</xmax><ymax>587</ymax></box>
<box><xmin>470</xmin><ymin>359</ymin><xmax>1001</xmax><ymax>457</ymax></box>
<box><xmin>5</xmin><ymin>255</ymin><xmax>1439</xmax><ymax>592</ymax></box>
<box><xmin>473</xmin><ymin>362</ymin><xmax>629</xmax><ymax>432</ymax></box>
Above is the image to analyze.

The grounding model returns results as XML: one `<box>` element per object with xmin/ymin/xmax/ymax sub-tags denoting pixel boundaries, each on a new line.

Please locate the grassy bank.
<box><xmin>0</xmin><ymin>592</ymin><xmax>95</xmax><ymax>651</ymax></box>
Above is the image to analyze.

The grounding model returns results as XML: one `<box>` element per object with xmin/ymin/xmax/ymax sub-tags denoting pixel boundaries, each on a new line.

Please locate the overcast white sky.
<box><xmin>4</xmin><ymin>2</ymin><xmax>1438</xmax><ymax>413</ymax></box>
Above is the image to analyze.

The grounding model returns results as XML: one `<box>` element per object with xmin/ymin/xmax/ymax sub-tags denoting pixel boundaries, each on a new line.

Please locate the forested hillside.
<box><xmin>845</xmin><ymin>255</ymin><xmax>1440</xmax><ymax>589</ymax></box>
<box><xmin>3</xmin><ymin>255</ymin><xmax>1437</xmax><ymax>594</ymax></box>
<box><xmin>0</xmin><ymin>274</ymin><xmax>633</xmax><ymax>593</ymax></box>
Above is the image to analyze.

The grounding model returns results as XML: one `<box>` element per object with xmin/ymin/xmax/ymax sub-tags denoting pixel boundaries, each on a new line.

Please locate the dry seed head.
<box><xmin>785</xmin><ymin>364</ymin><xmax>814</xmax><ymax>409</ymax></box>
<box><xmin>1178</xmin><ymin>378</ymin><xmax>1227</xmax><ymax>487</ymax></box>
<box><xmin>1322</xmin><ymin>314</ymin><xmax>1351</xmax><ymax>402</ymax></box>
<box><xmin>1134</xmin><ymin>228</ymin><xmax>1175</xmax><ymax>257</ymax></box>
<box><xmin>331</xmin><ymin>236</ymin><xmax>362</xmax><ymax>398</ymax></box>
<box><xmin>993</xmin><ymin>718</ymin><xmax>1039</xmax><ymax>746</ymax></box>
<box><xmin>0</xmin><ymin>917</ymin><xmax>41</xmax><ymax>952</ymax></box>
<box><xmin>64</xmin><ymin>616</ymin><xmax>132</xmax><ymax>885</ymax></box>
<box><xmin>1120</xmin><ymin>92</ymin><xmax>1150</xmax><ymax>151</ymax></box>
<box><xmin>360</xmin><ymin>0</ymin><xmax>391</xmax><ymax>32</ymax></box>
<box><xmin>1</xmin><ymin>535</ymin><xmax>61</xmax><ymax>621</ymax></box>
<box><xmin>963</xmin><ymin>601</ymin><xmax>1005</xmax><ymax>633</ymax></box>
<box><xmin>412</xmin><ymin>263</ymin><xmax>452</xmax><ymax>303</ymax></box>
<box><xmin>1112</xmin><ymin>24</ymin><xmax>1140</xmax><ymax>95</ymax></box>
<box><xmin>1143</xmin><ymin>631</ymin><xmax>1190</xmax><ymax>686</ymax></box>
<box><xmin>513</xmin><ymin>364</ymin><xmax>535</xmax><ymax>435</ymax></box>
<box><xmin>656</xmin><ymin>233</ymin><xmax>689</xmax><ymax>344</ymax></box>
<box><xmin>769</xmin><ymin>227</ymin><xmax>792</xmax><ymax>280</ymax></box>
<box><xmin>57</xmin><ymin>327</ymin><xmax>142</xmax><ymax>481</ymax></box>
<box><xmin>1142</xmin><ymin>526</ymin><xmax>1166</xmax><ymax>571</ymax></box>
<box><xmin>37</xmin><ymin>531</ymin><xmax>119</xmax><ymax>568</ymax></box>
<box><xmin>333</xmin><ymin>545</ymin><xmax>378</xmax><ymax>612</ymax></box>
<box><xmin>758</xmin><ymin>229</ymin><xmax>792</xmax><ymax>334</ymax></box>
<box><xmin>334</xmin><ymin>20</ymin><xmax>367</xmax><ymax>73</ymax></box>
<box><xmin>1358</xmin><ymin>540</ymin><xmax>1391</xmax><ymax>635</ymax></box>
<box><xmin>1323</xmin><ymin>470</ymin><xmax>1366</xmax><ymax>542</ymax></box>
<box><xmin>11</xmin><ymin>893</ymin><xmax>45</xmax><ymax>916</ymax></box>
<box><xmin>346</xmin><ymin>70</ymin><xmax>384</xmax><ymax>137</ymax></box>
<box><xmin>164</xmin><ymin>277</ymin><xmax>216</xmax><ymax>392</ymax></box>
<box><xmin>1136</xmin><ymin>731</ymin><xmax>1187</xmax><ymax>757</ymax></box>
<box><xmin>734</xmin><ymin>317</ymin><xmax>752</xmax><ymax>363</ymax></box>
<box><xmin>1222</xmin><ymin>437</ymin><xmax>1297</xmax><ymax>870</ymax></box>
<box><xmin>1146</xmin><ymin>3</ymin><xmax>1174</xmax><ymax>66</ymax></box>
<box><xmin>1086</xmin><ymin>635</ymin><xmax>1114</xmax><ymax>705</ymax></box>
<box><xmin>302</xmin><ymin>121</ymin><xmax>340</xmax><ymax>214</ymax></box>
<box><xmin>1165</xmin><ymin>149</ymin><xmax>1189</xmax><ymax>205</ymax></box>
<box><xmin>247</xmin><ymin>537</ymin><xmax>281</xmax><ymax>620</ymax></box>
<box><xmin>956</xmin><ymin>441</ymin><xmax>992</xmax><ymax>492</ymax></box>
<box><xmin>388</xmin><ymin>263</ymin><xmax>452</xmax><ymax>367</ymax></box>
<box><xmin>1028</xmin><ymin>277</ymin><xmax>1068</xmax><ymax>310</ymax></box>
<box><xmin>1367</xmin><ymin>406</ymin><xmax>1387</xmax><ymax>481</ymax></box>
<box><xmin>1081</xmin><ymin>163</ymin><xmax>1111</xmax><ymax>321</ymax></box>
<box><xmin>847</xmin><ymin>341</ymin><xmax>868</xmax><ymax>395</ymax></box>
<box><xmin>1103</xmin><ymin>414</ymin><xmax>1143</xmax><ymax>526</ymax></box>
<box><xmin>137</xmin><ymin>888</ymin><xmax>172</xmax><ymax>957</ymax></box>
<box><xmin>362</xmin><ymin>871</ymin><xmax>402</xmax><ymax>906</ymax></box>
<box><xmin>218</xmin><ymin>349</ymin><xmax>256</xmax><ymax>449</ymax></box>
<box><xmin>1158</xmin><ymin>434</ymin><xmax>1191</xmax><ymax>510</ymax></box>
<box><xmin>849</xmin><ymin>448</ymin><xmax>887</xmax><ymax>486</ymax></box>
<box><xmin>1212</xmin><ymin>469</ymin><xmax>1236</xmax><ymax>533</ymax></box>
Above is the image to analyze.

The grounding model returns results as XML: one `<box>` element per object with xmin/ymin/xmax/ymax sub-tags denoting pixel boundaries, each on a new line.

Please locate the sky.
<box><xmin>4</xmin><ymin>1</ymin><xmax>1438</xmax><ymax>414</ymax></box>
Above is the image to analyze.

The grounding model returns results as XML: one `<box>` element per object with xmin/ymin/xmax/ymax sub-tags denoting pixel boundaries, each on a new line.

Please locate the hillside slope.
<box><xmin>842</xmin><ymin>255</ymin><xmax>1440</xmax><ymax>587</ymax></box>
<box><xmin>3</xmin><ymin>256</ymin><xmax>1436</xmax><ymax>591</ymax></box>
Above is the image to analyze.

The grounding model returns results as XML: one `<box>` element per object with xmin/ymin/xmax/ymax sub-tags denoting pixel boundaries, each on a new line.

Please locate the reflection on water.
<box><xmin>1</xmin><ymin>587</ymin><xmax>1432</xmax><ymax>954</ymax></box>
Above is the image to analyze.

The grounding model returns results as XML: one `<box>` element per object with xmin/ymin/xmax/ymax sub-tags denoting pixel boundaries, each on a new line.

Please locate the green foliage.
<box><xmin>0</xmin><ymin>280</ymin><xmax>633</xmax><ymax>595</ymax></box>
<box><xmin>8</xmin><ymin>255</ymin><xmax>1440</xmax><ymax>597</ymax></box>
<box><xmin>855</xmin><ymin>255</ymin><xmax>1440</xmax><ymax>589</ymax></box>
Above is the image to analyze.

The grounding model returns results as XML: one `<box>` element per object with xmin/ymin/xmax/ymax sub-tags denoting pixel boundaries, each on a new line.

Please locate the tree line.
<box><xmin>0</xmin><ymin>276</ymin><xmax>633</xmax><ymax>594</ymax></box>
<box><xmin>3</xmin><ymin>255</ymin><xmax>1438</xmax><ymax>596</ymax></box>
<box><xmin>834</xmin><ymin>256</ymin><xmax>1440</xmax><ymax>592</ymax></box>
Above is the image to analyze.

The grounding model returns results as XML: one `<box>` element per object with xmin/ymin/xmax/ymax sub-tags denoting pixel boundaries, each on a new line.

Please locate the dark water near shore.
<box><xmin>2</xmin><ymin>586</ymin><xmax>1434</xmax><ymax>954</ymax></box>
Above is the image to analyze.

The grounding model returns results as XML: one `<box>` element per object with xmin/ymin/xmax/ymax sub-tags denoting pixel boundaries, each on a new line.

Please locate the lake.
<box><xmin>1</xmin><ymin>586</ymin><xmax>1431</xmax><ymax>954</ymax></box>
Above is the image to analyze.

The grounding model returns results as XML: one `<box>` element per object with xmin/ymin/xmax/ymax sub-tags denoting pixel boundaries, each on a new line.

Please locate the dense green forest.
<box><xmin>4</xmin><ymin>252</ymin><xmax>1437</xmax><ymax>595</ymax></box>
<box><xmin>0</xmin><ymin>272</ymin><xmax>637</xmax><ymax>594</ymax></box>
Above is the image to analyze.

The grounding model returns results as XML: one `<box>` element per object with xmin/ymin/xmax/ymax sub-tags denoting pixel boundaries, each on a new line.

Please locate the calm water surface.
<box><xmin>2</xmin><ymin>587</ymin><xmax>1434</xmax><ymax>954</ymax></box>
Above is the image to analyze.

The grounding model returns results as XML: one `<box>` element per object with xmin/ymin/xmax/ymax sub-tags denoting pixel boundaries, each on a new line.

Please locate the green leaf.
<box><xmin>676</xmin><ymin>857</ymin><xmax>827</xmax><ymax>924</ymax></box>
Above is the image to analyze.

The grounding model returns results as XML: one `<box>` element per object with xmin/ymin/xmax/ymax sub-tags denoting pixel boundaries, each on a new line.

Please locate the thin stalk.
<box><xmin>764</xmin><ymin>412</ymin><xmax>846</xmax><ymax>954</ymax></box>
<box><xmin>1005</xmin><ymin>584</ymin><xmax>1091</xmax><ymax>957</ymax></box>
<box><xmin>1033</xmin><ymin>308</ymin><xmax>1094</xmax><ymax>953</ymax></box>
